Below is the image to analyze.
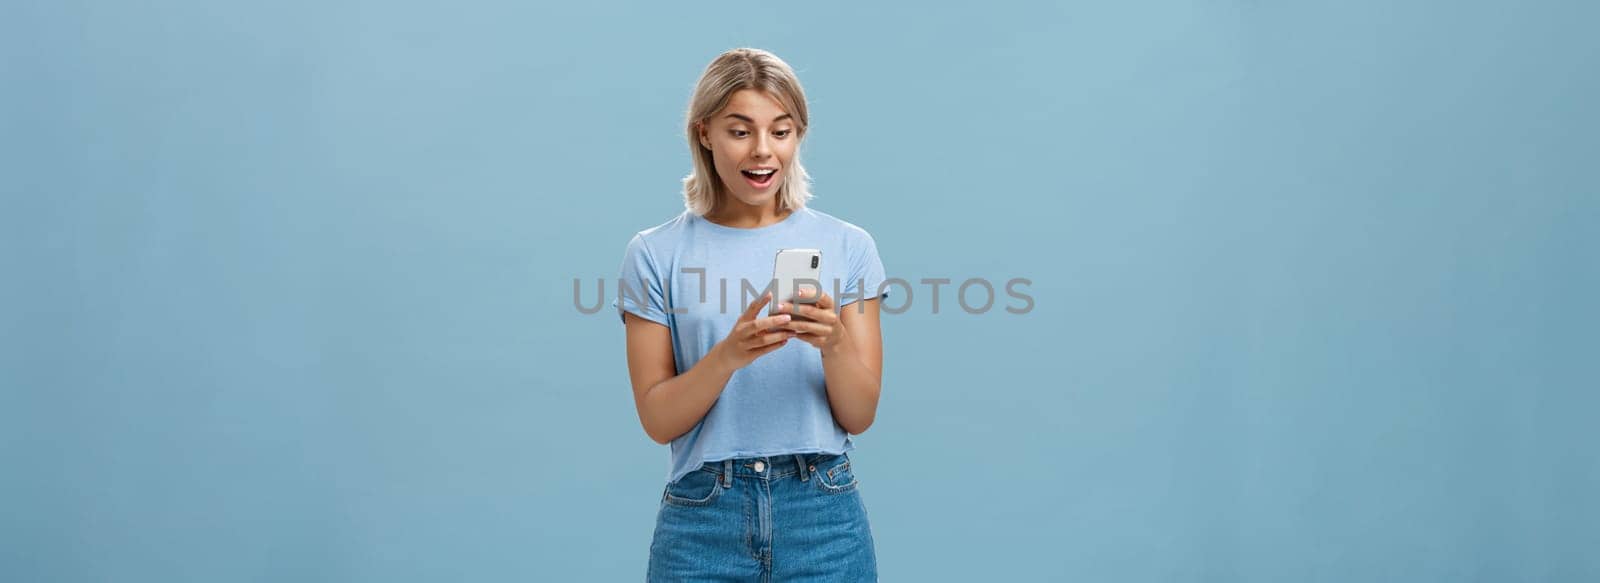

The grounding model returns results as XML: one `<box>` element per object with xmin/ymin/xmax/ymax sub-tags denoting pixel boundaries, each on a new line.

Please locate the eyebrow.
<box><xmin>723</xmin><ymin>113</ymin><xmax>793</xmax><ymax>124</ymax></box>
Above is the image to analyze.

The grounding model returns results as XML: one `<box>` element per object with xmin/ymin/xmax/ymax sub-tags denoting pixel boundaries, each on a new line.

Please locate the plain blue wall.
<box><xmin>4</xmin><ymin>1</ymin><xmax>1596</xmax><ymax>581</ymax></box>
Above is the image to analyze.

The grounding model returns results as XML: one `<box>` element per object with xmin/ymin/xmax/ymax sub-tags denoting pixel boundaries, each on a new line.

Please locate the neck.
<box><xmin>705</xmin><ymin>195</ymin><xmax>790</xmax><ymax>229</ymax></box>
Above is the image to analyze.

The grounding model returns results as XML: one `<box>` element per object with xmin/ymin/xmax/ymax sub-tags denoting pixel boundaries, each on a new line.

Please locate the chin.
<box><xmin>729</xmin><ymin>191</ymin><xmax>776</xmax><ymax>207</ymax></box>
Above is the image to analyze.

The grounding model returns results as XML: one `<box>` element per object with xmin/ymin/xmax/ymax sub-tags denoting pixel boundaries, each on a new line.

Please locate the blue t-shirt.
<box><xmin>613</xmin><ymin>207</ymin><xmax>887</xmax><ymax>483</ymax></box>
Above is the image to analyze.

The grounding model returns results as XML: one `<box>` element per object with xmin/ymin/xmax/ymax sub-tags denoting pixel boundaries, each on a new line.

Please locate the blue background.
<box><xmin>4</xmin><ymin>1</ymin><xmax>1596</xmax><ymax>581</ymax></box>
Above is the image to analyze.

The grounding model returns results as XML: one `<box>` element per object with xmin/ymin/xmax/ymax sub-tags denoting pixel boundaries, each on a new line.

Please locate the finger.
<box><xmin>794</xmin><ymin>287</ymin><xmax>829</xmax><ymax>308</ymax></box>
<box><xmin>792</xmin><ymin>303</ymin><xmax>838</xmax><ymax>325</ymax></box>
<box><xmin>811</xmin><ymin>290</ymin><xmax>835</xmax><ymax>310</ymax></box>
<box><xmin>743</xmin><ymin>331</ymin><xmax>792</xmax><ymax>350</ymax></box>
<box><xmin>738</xmin><ymin>293</ymin><xmax>773</xmax><ymax>322</ymax></box>
<box><xmin>773</xmin><ymin>301</ymin><xmax>811</xmax><ymax>318</ymax></box>
<box><xmin>752</xmin><ymin>314</ymin><xmax>792</xmax><ymax>331</ymax></box>
<box><xmin>735</xmin><ymin>318</ymin><xmax>781</xmax><ymax>339</ymax></box>
<box><xmin>781</xmin><ymin>320</ymin><xmax>831</xmax><ymax>335</ymax></box>
<box><xmin>750</xmin><ymin>337</ymin><xmax>789</xmax><ymax>358</ymax></box>
<box><xmin>783</xmin><ymin>305</ymin><xmax>818</xmax><ymax>323</ymax></box>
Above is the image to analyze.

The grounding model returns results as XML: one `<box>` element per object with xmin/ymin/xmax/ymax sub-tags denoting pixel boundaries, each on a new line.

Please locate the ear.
<box><xmin>696</xmin><ymin>121</ymin><xmax>711</xmax><ymax>150</ymax></box>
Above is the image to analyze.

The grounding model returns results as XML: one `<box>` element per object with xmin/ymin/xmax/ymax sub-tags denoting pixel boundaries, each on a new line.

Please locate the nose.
<box><xmin>751</xmin><ymin>132</ymin><xmax>772</xmax><ymax>159</ymax></box>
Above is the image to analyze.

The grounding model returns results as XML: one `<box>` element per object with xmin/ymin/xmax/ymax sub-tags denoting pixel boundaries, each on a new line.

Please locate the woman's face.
<box><xmin>698</xmin><ymin>89</ymin><xmax>799</xmax><ymax>210</ymax></box>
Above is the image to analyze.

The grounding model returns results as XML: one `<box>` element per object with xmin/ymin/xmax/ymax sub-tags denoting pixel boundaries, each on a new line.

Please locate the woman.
<box><xmin>614</xmin><ymin>48</ymin><xmax>886</xmax><ymax>581</ymax></box>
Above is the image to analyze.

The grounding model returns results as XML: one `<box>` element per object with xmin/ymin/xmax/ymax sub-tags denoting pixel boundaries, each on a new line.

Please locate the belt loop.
<box><xmin>722</xmin><ymin>459</ymin><xmax>733</xmax><ymax>488</ymax></box>
<box><xmin>795</xmin><ymin>454</ymin><xmax>809</xmax><ymax>482</ymax></box>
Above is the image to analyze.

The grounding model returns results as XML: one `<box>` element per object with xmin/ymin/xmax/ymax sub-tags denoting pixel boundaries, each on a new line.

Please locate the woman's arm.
<box><xmin>780</xmin><ymin>292</ymin><xmax>884</xmax><ymax>435</ymax></box>
<box><xmin>623</xmin><ymin>313</ymin><xmax>734</xmax><ymax>444</ymax></box>
<box><xmin>623</xmin><ymin>294</ymin><xmax>794</xmax><ymax>444</ymax></box>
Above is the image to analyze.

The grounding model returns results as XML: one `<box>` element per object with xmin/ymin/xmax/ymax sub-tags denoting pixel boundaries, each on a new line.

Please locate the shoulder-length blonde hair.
<box><xmin>682</xmin><ymin>48</ymin><xmax>813</xmax><ymax>216</ymax></box>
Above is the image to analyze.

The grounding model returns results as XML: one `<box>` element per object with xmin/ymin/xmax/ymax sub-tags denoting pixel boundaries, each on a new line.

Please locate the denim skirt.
<box><xmin>647</xmin><ymin>452</ymin><xmax>878</xmax><ymax>582</ymax></box>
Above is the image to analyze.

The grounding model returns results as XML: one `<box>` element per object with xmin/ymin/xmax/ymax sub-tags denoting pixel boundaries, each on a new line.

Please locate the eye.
<box><xmin>729</xmin><ymin>129</ymin><xmax>749</xmax><ymax>138</ymax></box>
<box><xmin>774</xmin><ymin>130</ymin><xmax>792</xmax><ymax>138</ymax></box>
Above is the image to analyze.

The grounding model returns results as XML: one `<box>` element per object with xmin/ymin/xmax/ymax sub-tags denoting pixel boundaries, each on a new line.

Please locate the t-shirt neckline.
<box><xmin>693</xmin><ymin>207</ymin><xmax>805</xmax><ymax>235</ymax></box>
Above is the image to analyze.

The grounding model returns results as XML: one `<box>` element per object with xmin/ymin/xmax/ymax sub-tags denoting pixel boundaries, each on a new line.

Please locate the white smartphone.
<box><xmin>769</xmin><ymin>248</ymin><xmax>822</xmax><ymax>317</ymax></box>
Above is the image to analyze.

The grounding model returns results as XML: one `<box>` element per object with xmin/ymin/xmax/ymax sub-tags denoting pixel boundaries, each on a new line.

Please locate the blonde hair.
<box><xmin>682</xmin><ymin>48</ymin><xmax>813</xmax><ymax>216</ymax></box>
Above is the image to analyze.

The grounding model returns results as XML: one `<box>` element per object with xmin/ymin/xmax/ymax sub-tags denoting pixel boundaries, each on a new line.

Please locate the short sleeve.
<box><xmin>614</xmin><ymin>233</ymin><xmax>669</xmax><ymax>326</ymax></box>
<box><xmin>842</xmin><ymin>230</ymin><xmax>887</xmax><ymax>307</ymax></box>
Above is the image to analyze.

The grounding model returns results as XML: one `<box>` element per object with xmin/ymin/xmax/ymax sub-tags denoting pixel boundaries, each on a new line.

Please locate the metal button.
<box><xmin>753</xmin><ymin>460</ymin><xmax>766</xmax><ymax>473</ymax></box>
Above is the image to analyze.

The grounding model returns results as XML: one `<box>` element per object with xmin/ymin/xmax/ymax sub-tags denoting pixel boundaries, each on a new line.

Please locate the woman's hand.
<box><xmin>780</xmin><ymin>288</ymin><xmax>882</xmax><ymax>434</ymax></box>
<box><xmin>710</xmin><ymin>293</ymin><xmax>796</xmax><ymax>370</ymax></box>
<box><xmin>775</xmin><ymin>289</ymin><xmax>850</xmax><ymax>355</ymax></box>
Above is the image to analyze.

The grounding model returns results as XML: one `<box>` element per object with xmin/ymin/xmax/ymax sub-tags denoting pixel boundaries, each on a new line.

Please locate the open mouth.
<box><xmin>740</xmin><ymin>168</ymin><xmax>778</xmax><ymax>189</ymax></box>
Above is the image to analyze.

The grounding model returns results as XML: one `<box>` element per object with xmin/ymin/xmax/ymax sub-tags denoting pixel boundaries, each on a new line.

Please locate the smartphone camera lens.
<box><xmin>811</xmin><ymin>255</ymin><xmax>819</xmax><ymax>268</ymax></box>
